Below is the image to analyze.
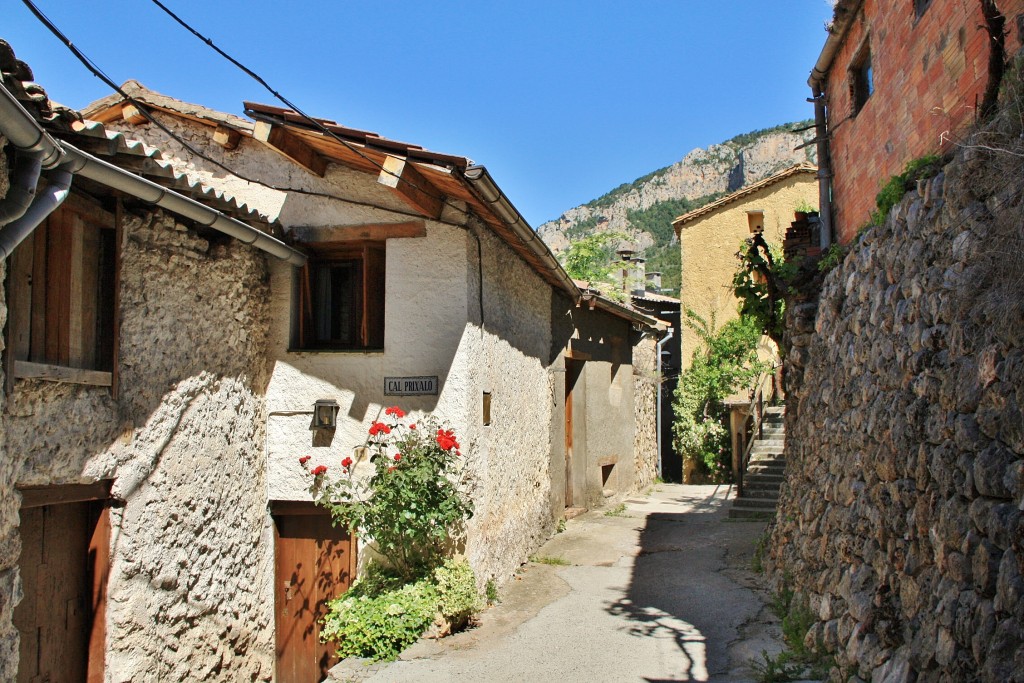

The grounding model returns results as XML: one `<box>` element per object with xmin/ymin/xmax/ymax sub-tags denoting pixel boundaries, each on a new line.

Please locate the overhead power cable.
<box><xmin>147</xmin><ymin>0</ymin><xmax>475</xmax><ymax>223</ymax></box>
<box><xmin>18</xmin><ymin>0</ymin><xmax>442</xmax><ymax>221</ymax></box>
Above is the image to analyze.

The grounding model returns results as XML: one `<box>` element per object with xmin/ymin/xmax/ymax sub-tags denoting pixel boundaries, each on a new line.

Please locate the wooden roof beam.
<box><xmin>252</xmin><ymin>121</ymin><xmax>328</xmax><ymax>177</ymax></box>
<box><xmin>377</xmin><ymin>155</ymin><xmax>444</xmax><ymax>220</ymax></box>
<box><xmin>290</xmin><ymin>221</ymin><xmax>426</xmax><ymax>243</ymax></box>
<box><xmin>213</xmin><ymin>124</ymin><xmax>242</xmax><ymax>150</ymax></box>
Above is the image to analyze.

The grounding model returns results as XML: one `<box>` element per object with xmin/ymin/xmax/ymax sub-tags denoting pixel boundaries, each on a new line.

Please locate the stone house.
<box><xmin>0</xmin><ymin>54</ymin><xmax>663</xmax><ymax>682</ymax></box>
<box><xmin>810</xmin><ymin>0</ymin><xmax>1024</xmax><ymax>242</ymax></box>
<box><xmin>671</xmin><ymin>164</ymin><xmax>817</xmax><ymax>368</ymax></box>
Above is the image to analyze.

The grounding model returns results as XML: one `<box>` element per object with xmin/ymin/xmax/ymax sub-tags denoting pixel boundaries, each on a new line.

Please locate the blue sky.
<box><xmin>7</xmin><ymin>1</ymin><xmax>835</xmax><ymax>226</ymax></box>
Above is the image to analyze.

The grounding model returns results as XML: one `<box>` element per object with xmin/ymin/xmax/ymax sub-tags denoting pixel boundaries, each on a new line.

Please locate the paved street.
<box><xmin>332</xmin><ymin>484</ymin><xmax>786</xmax><ymax>683</ymax></box>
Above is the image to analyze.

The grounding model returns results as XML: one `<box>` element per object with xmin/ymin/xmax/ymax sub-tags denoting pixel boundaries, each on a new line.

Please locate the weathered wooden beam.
<box><xmin>377</xmin><ymin>155</ymin><xmax>444</xmax><ymax>219</ymax></box>
<box><xmin>290</xmin><ymin>221</ymin><xmax>426</xmax><ymax>243</ymax></box>
<box><xmin>18</xmin><ymin>481</ymin><xmax>113</xmax><ymax>509</ymax></box>
<box><xmin>13</xmin><ymin>360</ymin><xmax>113</xmax><ymax>387</ymax></box>
<box><xmin>213</xmin><ymin>124</ymin><xmax>242</xmax><ymax>150</ymax></box>
<box><xmin>253</xmin><ymin>121</ymin><xmax>327</xmax><ymax>177</ymax></box>
<box><xmin>120</xmin><ymin>103</ymin><xmax>149</xmax><ymax>125</ymax></box>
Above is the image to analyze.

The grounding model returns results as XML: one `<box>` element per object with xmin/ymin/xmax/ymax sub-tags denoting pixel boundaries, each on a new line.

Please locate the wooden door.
<box><xmin>14</xmin><ymin>496</ymin><xmax>109</xmax><ymax>683</ymax></box>
<box><xmin>564</xmin><ymin>358</ymin><xmax>583</xmax><ymax>509</ymax></box>
<box><xmin>273</xmin><ymin>504</ymin><xmax>355</xmax><ymax>683</ymax></box>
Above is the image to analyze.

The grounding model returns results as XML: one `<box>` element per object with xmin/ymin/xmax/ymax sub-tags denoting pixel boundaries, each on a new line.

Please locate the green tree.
<box><xmin>560</xmin><ymin>231</ymin><xmax>626</xmax><ymax>285</ymax></box>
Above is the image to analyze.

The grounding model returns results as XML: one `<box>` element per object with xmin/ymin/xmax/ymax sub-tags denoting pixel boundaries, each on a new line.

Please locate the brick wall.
<box><xmin>825</xmin><ymin>0</ymin><xmax>1024</xmax><ymax>242</ymax></box>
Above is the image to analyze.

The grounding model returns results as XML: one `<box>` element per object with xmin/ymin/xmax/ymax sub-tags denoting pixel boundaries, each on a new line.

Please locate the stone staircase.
<box><xmin>729</xmin><ymin>406</ymin><xmax>786</xmax><ymax>520</ymax></box>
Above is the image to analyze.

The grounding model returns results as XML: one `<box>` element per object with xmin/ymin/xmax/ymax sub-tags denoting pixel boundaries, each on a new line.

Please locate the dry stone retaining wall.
<box><xmin>769</xmin><ymin>142</ymin><xmax>1024</xmax><ymax>681</ymax></box>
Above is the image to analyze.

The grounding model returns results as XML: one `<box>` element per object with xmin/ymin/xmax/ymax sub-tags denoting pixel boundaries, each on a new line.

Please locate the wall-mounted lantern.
<box><xmin>310</xmin><ymin>399</ymin><xmax>340</xmax><ymax>430</ymax></box>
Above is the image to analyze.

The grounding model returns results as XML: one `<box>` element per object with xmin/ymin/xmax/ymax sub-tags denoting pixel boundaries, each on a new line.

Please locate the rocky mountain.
<box><xmin>538</xmin><ymin>122</ymin><xmax>817</xmax><ymax>293</ymax></box>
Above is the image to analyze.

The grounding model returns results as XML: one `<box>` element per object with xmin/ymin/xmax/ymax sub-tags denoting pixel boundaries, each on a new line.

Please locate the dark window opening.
<box><xmin>482</xmin><ymin>391</ymin><xmax>492</xmax><ymax>426</ymax></box>
<box><xmin>851</xmin><ymin>46</ymin><xmax>874</xmax><ymax>116</ymax></box>
<box><xmin>295</xmin><ymin>243</ymin><xmax>385</xmax><ymax>350</ymax></box>
<box><xmin>914</xmin><ymin>0</ymin><xmax>932</xmax><ymax>19</ymax></box>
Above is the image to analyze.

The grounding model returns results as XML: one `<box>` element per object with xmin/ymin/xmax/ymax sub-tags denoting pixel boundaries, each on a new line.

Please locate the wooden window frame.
<box><xmin>293</xmin><ymin>241</ymin><xmax>385</xmax><ymax>351</ymax></box>
<box><xmin>4</xmin><ymin>192</ymin><xmax>120</xmax><ymax>392</ymax></box>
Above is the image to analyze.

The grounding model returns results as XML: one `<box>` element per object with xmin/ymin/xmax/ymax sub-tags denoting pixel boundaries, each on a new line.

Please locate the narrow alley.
<box><xmin>332</xmin><ymin>485</ymin><xmax>786</xmax><ymax>683</ymax></box>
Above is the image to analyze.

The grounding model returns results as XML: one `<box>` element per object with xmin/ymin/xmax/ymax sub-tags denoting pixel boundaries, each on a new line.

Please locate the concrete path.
<box><xmin>332</xmin><ymin>484</ymin><xmax>786</xmax><ymax>683</ymax></box>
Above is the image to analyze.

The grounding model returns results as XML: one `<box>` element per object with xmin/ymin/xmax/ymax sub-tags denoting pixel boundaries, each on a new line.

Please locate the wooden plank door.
<box><xmin>14</xmin><ymin>499</ymin><xmax>109</xmax><ymax>683</ymax></box>
<box><xmin>564</xmin><ymin>358</ymin><xmax>583</xmax><ymax>509</ymax></box>
<box><xmin>274</xmin><ymin>505</ymin><xmax>355</xmax><ymax>683</ymax></box>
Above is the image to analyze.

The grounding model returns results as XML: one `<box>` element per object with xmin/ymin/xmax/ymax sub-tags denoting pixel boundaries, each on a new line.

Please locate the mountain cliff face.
<box><xmin>538</xmin><ymin>122</ymin><xmax>816</xmax><ymax>292</ymax></box>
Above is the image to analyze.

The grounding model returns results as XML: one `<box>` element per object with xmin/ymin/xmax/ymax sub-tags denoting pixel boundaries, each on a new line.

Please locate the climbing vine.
<box><xmin>732</xmin><ymin>234</ymin><xmax>793</xmax><ymax>351</ymax></box>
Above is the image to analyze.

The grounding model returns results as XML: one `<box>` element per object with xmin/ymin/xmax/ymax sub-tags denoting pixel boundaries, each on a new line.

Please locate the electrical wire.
<box><xmin>18</xmin><ymin>0</ymin><xmax>452</xmax><ymax>221</ymax></box>
<box><xmin>146</xmin><ymin>0</ymin><xmax>476</xmax><ymax>223</ymax></box>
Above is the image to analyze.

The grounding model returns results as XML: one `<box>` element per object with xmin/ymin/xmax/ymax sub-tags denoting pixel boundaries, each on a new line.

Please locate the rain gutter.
<box><xmin>461</xmin><ymin>165</ymin><xmax>580</xmax><ymax>301</ymax></box>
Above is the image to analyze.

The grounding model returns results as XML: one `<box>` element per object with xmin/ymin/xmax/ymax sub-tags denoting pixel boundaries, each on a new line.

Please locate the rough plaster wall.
<box><xmin>462</xmin><ymin>221</ymin><xmax>555</xmax><ymax>584</ymax></box>
<box><xmin>679</xmin><ymin>174</ymin><xmax>817</xmax><ymax>366</ymax></box>
<box><xmin>0</xmin><ymin>138</ymin><xmax>15</xmax><ymax>683</ymax></box>
<box><xmin>633</xmin><ymin>334</ymin><xmax>659</xmax><ymax>491</ymax></box>
<box><xmin>265</xmin><ymin>219</ymin><xmax>471</xmax><ymax>502</ymax></box>
<box><xmin>769</xmin><ymin>157</ymin><xmax>1024</xmax><ymax>679</ymax></box>
<box><xmin>0</xmin><ymin>207</ymin><xmax>274</xmax><ymax>681</ymax></box>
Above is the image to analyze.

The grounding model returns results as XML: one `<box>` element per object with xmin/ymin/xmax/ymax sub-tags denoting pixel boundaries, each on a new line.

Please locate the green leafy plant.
<box><xmin>733</xmin><ymin>235</ymin><xmax>793</xmax><ymax>349</ymax></box>
<box><xmin>604</xmin><ymin>503</ymin><xmax>628</xmax><ymax>517</ymax></box>
<box><xmin>750</xmin><ymin>649</ymin><xmax>806</xmax><ymax>683</ymax></box>
<box><xmin>531</xmin><ymin>555</ymin><xmax>570</xmax><ymax>566</ymax></box>
<box><xmin>751</xmin><ymin>529</ymin><xmax>771</xmax><ymax>573</ymax></box>
<box><xmin>304</xmin><ymin>407</ymin><xmax>473</xmax><ymax>581</ymax></box>
<box><xmin>869</xmin><ymin>153</ymin><xmax>942</xmax><ymax>227</ymax></box>
<box><xmin>434</xmin><ymin>557</ymin><xmax>481</xmax><ymax>625</ymax></box>
<box><xmin>485</xmin><ymin>578</ymin><xmax>500</xmax><ymax>605</ymax></box>
<box><xmin>320</xmin><ymin>570</ymin><xmax>439</xmax><ymax>662</ymax></box>
<box><xmin>793</xmin><ymin>199</ymin><xmax>817</xmax><ymax>214</ymax></box>
<box><xmin>817</xmin><ymin>242</ymin><xmax>845</xmax><ymax>273</ymax></box>
<box><xmin>672</xmin><ymin>311</ymin><xmax>766</xmax><ymax>480</ymax></box>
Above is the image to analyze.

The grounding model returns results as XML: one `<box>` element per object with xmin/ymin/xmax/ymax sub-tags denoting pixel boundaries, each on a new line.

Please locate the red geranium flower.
<box><xmin>341</xmin><ymin>456</ymin><xmax>353</xmax><ymax>469</ymax></box>
<box><xmin>385</xmin><ymin>406</ymin><xmax>406</xmax><ymax>418</ymax></box>
<box><xmin>394</xmin><ymin>453</ymin><xmax>402</xmax><ymax>462</ymax></box>
<box><xmin>387</xmin><ymin>466</ymin><xmax>396</xmax><ymax>473</ymax></box>
<box><xmin>436</xmin><ymin>428</ymin><xmax>460</xmax><ymax>452</ymax></box>
<box><xmin>409</xmin><ymin>423</ymin><xmax>416</xmax><ymax>430</ymax></box>
<box><xmin>311</xmin><ymin>465</ymin><xmax>328</xmax><ymax>475</ymax></box>
<box><xmin>298</xmin><ymin>455</ymin><xmax>311</xmax><ymax>465</ymax></box>
<box><xmin>369</xmin><ymin>421</ymin><xmax>391</xmax><ymax>436</ymax></box>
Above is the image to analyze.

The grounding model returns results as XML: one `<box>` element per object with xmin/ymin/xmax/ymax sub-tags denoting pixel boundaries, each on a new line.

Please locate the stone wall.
<box><xmin>633</xmin><ymin>332</ymin><xmax>659</xmax><ymax>491</ymax></box>
<box><xmin>769</xmin><ymin>123</ymin><xmax>1024</xmax><ymax>680</ymax></box>
<box><xmin>1</xmin><ymin>203</ymin><xmax>275</xmax><ymax>681</ymax></box>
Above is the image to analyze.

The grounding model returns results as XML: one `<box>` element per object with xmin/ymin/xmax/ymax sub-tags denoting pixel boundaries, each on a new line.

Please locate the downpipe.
<box><xmin>0</xmin><ymin>164</ymin><xmax>72</xmax><ymax>260</ymax></box>
<box><xmin>0</xmin><ymin>150</ymin><xmax>43</xmax><ymax>226</ymax></box>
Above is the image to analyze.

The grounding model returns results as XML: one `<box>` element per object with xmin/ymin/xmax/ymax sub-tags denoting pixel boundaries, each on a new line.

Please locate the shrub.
<box><xmin>672</xmin><ymin>311</ymin><xmax>766</xmax><ymax>480</ymax></box>
<box><xmin>434</xmin><ymin>558</ymin><xmax>480</xmax><ymax>624</ymax></box>
<box><xmin>869</xmin><ymin>154</ymin><xmax>942</xmax><ymax>227</ymax></box>
<box><xmin>320</xmin><ymin>572</ymin><xmax>439</xmax><ymax>661</ymax></box>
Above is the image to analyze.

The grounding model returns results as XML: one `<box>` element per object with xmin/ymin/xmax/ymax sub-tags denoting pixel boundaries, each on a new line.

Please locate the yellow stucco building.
<box><xmin>672</xmin><ymin>164</ymin><xmax>818</xmax><ymax>367</ymax></box>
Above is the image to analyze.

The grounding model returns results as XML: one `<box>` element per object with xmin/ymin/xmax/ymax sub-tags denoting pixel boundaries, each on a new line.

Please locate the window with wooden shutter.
<box><xmin>5</xmin><ymin>192</ymin><xmax>118</xmax><ymax>388</ymax></box>
<box><xmin>294</xmin><ymin>242</ymin><xmax>385</xmax><ymax>350</ymax></box>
